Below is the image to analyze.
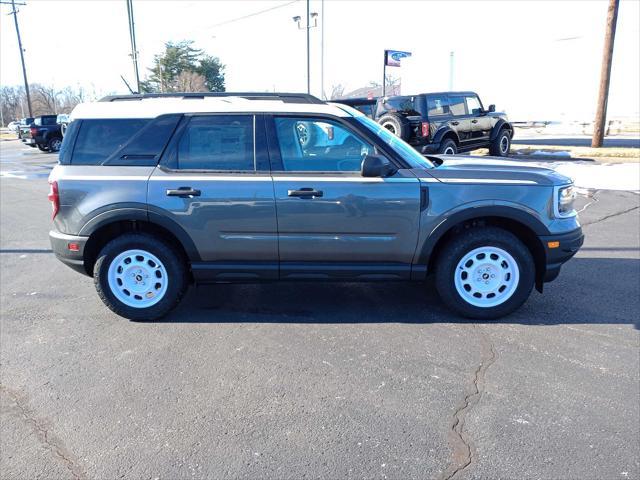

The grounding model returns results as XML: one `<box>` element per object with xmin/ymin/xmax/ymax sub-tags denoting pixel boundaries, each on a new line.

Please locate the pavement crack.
<box><xmin>439</xmin><ymin>325</ymin><xmax>497</xmax><ymax>480</ymax></box>
<box><xmin>1</xmin><ymin>384</ymin><xmax>86</xmax><ymax>480</ymax></box>
<box><xmin>581</xmin><ymin>205</ymin><xmax>639</xmax><ymax>227</ymax></box>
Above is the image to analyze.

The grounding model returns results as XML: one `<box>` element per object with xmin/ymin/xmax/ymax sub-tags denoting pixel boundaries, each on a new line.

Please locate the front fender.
<box><xmin>490</xmin><ymin>119</ymin><xmax>513</xmax><ymax>141</ymax></box>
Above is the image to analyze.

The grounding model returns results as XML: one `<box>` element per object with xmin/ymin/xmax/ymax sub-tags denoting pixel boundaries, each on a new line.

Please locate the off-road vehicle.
<box><xmin>339</xmin><ymin>92</ymin><xmax>513</xmax><ymax>156</ymax></box>
<box><xmin>49</xmin><ymin>92</ymin><xmax>583</xmax><ymax>321</ymax></box>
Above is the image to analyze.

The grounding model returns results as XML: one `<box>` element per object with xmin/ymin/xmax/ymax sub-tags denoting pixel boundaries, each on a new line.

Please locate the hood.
<box><xmin>422</xmin><ymin>157</ymin><xmax>572</xmax><ymax>187</ymax></box>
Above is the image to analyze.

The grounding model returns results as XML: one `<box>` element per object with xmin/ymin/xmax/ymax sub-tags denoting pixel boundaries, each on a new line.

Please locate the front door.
<box><xmin>465</xmin><ymin>94</ymin><xmax>491</xmax><ymax>144</ymax></box>
<box><xmin>447</xmin><ymin>95</ymin><xmax>473</xmax><ymax>148</ymax></box>
<box><xmin>148</xmin><ymin>114</ymin><xmax>278</xmax><ymax>280</ymax></box>
<box><xmin>267</xmin><ymin>115</ymin><xmax>421</xmax><ymax>280</ymax></box>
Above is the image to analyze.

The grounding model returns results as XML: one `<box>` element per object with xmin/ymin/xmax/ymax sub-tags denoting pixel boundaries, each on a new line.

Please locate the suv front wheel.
<box><xmin>435</xmin><ymin>227</ymin><xmax>534</xmax><ymax>319</ymax></box>
<box><xmin>489</xmin><ymin>129</ymin><xmax>511</xmax><ymax>157</ymax></box>
<box><xmin>93</xmin><ymin>233</ymin><xmax>188</xmax><ymax>321</ymax></box>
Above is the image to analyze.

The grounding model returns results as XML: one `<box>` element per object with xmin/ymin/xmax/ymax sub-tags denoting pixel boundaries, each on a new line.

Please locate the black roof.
<box><xmin>99</xmin><ymin>92</ymin><xmax>325</xmax><ymax>104</ymax></box>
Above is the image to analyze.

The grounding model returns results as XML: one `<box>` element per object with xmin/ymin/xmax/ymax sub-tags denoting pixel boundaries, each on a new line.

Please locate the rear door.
<box><xmin>447</xmin><ymin>95</ymin><xmax>473</xmax><ymax>147</ymax></box>
<box><xmin>267</xmin><ymin>114</ymin><xmax>421</xmax><ymax>280</ymax></box>
<box><xmin>148</xmin><ymin>114</ymin><xmax>278</xmax><ymax>280</ymax></box>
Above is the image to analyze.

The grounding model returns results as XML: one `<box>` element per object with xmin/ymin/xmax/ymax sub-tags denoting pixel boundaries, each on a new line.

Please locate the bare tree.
<box><xmin>31</xmin><ymin>84</ymin><xmax>60</xmax><ymax>115</ymax></box>
<box><xmin>174</xmin><ymin>71</ymin><xmax>207</xmax><ymax>92</ymax></box>
<box><xmin>329</xmin><ymin>84</ymin><xmax>345</xmax><ymax>100</ymax></box>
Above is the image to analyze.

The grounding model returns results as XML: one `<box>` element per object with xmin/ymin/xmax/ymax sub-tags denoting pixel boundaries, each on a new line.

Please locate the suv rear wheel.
<box><xmin>489</xmin><ymin>129</ymin><xmax>511</xmax><ymax>157</ymax></box>
<box><xmin>378</xmin><ymin>114</ymin><xmax>411</xmax><ymax>140</ymax></box>
<box><xmin>93</xmin><ymin>233</ymin><xmax>188</xmax><ymax>321</ymax></box>
<box><xmin>439</xmin><ymin>138</ymin><xmax>458</xmax><ymax>155</ymax></box>
<box><xmin>48</xmin><ymin>137</ymin><xmax>62</xmax><ymax>153</ymax></box>
<box><xmin>435</xmin><ymin>227</ymin><xmax>534</xmax><ymax>319</ymax></box>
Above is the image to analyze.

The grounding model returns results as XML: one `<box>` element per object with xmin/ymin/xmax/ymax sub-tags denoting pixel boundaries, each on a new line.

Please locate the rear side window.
<box><xmin>177</xmin><ymin>115</ymin><xmax>254</xmax><ymax>171</ymax></box>
<box><xmin>448</xmin><ymin>96</ymin><xmax>467</xmax><ymax>116</ymax></box>
<box><xmin>427</xmin><ymin>96</ymin><xmax>450</xmax><ymax>116</ymax></box>
<box><xmin>380</xmin><ymin>96</ymin><xmax>419</xmax><ymax>115</ymax></box>
<box><xmin>72</xmin><ymin>119</ymin><xmax>148</xmax><ymax>165</ymax></box>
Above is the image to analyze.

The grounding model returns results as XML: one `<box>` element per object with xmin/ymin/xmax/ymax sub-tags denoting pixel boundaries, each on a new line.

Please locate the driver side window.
<box><xmin>273</xmin><ymin>117</ymin><xmax>373</xmax><ymax>172</ymax></box>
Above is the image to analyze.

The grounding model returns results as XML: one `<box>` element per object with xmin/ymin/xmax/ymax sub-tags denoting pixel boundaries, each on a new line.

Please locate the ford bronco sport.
<box><xmin>49</xmin><ymin>92</ymin><xmax>583</xmax><ymax>321</ymax></box>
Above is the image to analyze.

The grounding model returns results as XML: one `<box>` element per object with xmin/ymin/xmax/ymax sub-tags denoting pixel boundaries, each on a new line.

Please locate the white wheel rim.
<box><xmin>500</xmin><ymin>135</ymin><xmax>509</xmax><ymax>154</ymax></box>
<box><xmin>444</xmin><ymin>146</ymin><xmax>455</xmax><ymax>154</ymax></box>
<box><xmin>454</xmin><ymin>246</ymin><xmax>519</xmax><ymax>308</ymax></box>
<box><xmin>107</xmin><ymin>249</ymin><xmax>168</xmax><ymax>308</ymax></box>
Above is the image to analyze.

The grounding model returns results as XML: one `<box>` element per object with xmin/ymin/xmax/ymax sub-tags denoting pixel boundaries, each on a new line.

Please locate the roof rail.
<box><xmin>99</xmin><ymin>92</ymin><xmax>325</xmax><ymax>104</ymax></box>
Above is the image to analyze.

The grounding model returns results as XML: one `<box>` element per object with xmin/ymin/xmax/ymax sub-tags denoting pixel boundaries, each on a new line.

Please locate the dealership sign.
<box><xmin>385</xmin><ymin>50</ymin><xmax>412</xmax><ymax>67</ymax></box>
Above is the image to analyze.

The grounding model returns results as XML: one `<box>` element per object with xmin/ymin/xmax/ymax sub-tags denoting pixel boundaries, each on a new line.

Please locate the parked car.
<box><xmin>337</xmin><ymin>92</ymin><xmax>513</xmax><ymax>156</ymax></box>
<box><xmin>48</xmin><ymin>92</ymin><xmax>582</xmax><ymax>321</ymax></box>
<box><xmin>22</xmin><ymin>114</ymin><xmax>64</xmax><ymax>152</ymax></box>
<box><xmin>17</xmin><ymin>117</ymin><xmax>35</xmax><ymax>139</ymax></box>
<box><xmin>7</xmin><ymin>120</ymin><xmax>20</xmax><ymax>133</ymax></box>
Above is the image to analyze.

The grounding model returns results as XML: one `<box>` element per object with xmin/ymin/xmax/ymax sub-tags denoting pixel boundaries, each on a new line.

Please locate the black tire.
<box><xmin>48</xmin><ymin>137</ymin><xmax>62</xmax><ymax>153</ymax></box>
<box><xmin>378</xmin><ymin>113</ymin><xmax>411</xmax><ymax>140</ymax></box>
<box><xmin>435</xmin><ymin>226</ymin><xmax>535</xmax><ymax>319</ymax></box>
<box><xmin>438</xmin><ymin>138</ymin><xmax>458</xmax><ymax>155</ymax></box>
<box><xmin>489</xmin><ymin>129</ymin><xmax>511</xmax><ymax>157</ymax></box>
<box><xmin>93</xmin><ymin>233</ymin><xmax>188</xmax><ymax>321</ymax></box>
<box><xmin>37</xmin><ymin>144</ymin><xmax>48</xmax><ymax>152</ymax></box>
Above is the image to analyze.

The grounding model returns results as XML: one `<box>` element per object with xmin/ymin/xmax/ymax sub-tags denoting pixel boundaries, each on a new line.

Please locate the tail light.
<box><xmin>30</xmin><ymin>126</ymin><xmax>37</xmax><ymax>136</ymax></box>
<box><xmin>48</xmin><ymin>181</ymin><xmax>59</xmax><ymax>219</ymax></box>
<box><xmin>421</xmin><ymin>121</ymin><xmax>430</xmax><ymax>137</ymax></box>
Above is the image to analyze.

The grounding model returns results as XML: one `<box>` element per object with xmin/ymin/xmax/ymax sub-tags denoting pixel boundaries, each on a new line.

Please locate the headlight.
<box><xmin>554</xmin><ymin>184</ymin><xmax>577</xmax><ymax>217</ymax></box>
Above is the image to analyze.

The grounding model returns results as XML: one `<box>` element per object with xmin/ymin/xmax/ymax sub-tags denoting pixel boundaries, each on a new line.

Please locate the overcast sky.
<box><xmin>1</xmin><ymin>0</ymin><xmax>638</xmax><ymax>120</ymax></box>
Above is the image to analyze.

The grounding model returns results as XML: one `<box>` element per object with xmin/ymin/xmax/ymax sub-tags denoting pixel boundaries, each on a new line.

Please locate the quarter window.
<box><xmin>177</xmin><ymin>115</ymin><xmax>254</xmax><ymax>171</ymax></box>
<box><xmin>273</xmin><ymin>117</ymin><xmax>372</xmax><ymax>172</ymax></box>
<box><xmin>72</xmin><ymin>118</ymin><xmax>149</xmax><ymax>165</ymax></box>
<box><xmin>448</xmin><ymin>96</ymin><xmax>467</xmax><ymax>116</ymax></box>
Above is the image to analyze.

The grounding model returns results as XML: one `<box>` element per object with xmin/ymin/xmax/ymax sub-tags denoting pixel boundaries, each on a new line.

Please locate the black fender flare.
<box><xmin>489</xmin><ymin>119</ymin><xmax>513</xmax><ymax>141</ymax></box>
<box><xmin>416</xmin><ymin>205</ymin><xmax>549</xmax><ymax>266</ymax></box>
<box><xmin>79</xmin><ymin>205</ymin><xmax>201</xmax><ymax>262</ymax></box>
<box><xmin>432</xmin><ymin>127</ymin><xmax>460</xmax><ymax>146</ymax></box>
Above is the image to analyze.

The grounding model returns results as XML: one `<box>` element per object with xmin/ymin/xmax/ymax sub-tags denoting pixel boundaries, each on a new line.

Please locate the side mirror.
<box><xmin>361</xmin><ymin>155</ymin><xmax>397</xmax><ymax>178</ymax></box>
<box><xmin>488</xmin><ymin>104</ymin><xmax>496</xmax><ymax>112</ymax></box>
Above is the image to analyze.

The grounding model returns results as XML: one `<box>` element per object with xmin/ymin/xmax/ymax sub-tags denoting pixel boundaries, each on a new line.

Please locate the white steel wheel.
<box><xmin>443</xmin><ymin>145</ymin><xmax>456</xmax><ymax>154</ymax></box>
<box><xmin>454</xmin><ymin>246</ymin><xmax>520</xmax><ymax>308</ymax></box>
<box><xmin>499</xmin><ymin>134</ymin><xmax>510</xmax><ymax>155</ymax></box>
<box><xmin>107</xmin><ymin>249</ymin><xmax>168</xmax><ymax>308</ymax></box>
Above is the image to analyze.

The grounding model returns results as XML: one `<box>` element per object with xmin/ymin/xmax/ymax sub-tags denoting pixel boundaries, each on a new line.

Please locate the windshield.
<box><xmin>355</xmin><ymin>115</ymin><xmax>434</xmax><ymax>169</ymax></box>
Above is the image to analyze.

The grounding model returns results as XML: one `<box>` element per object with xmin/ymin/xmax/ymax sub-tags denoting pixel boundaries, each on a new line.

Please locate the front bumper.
<box><xmin>49</xmin><ymin>230</ymin><xmax>90</xmax><ymax>276</ymax></box>
<box><xmin>539</xmin><ymin>227</ymin><xmax>584</xmax><ymax>283</ymax></box>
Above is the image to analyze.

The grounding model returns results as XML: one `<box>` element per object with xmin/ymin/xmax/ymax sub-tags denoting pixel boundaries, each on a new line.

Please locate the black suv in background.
<box><xmin>338</xmin><ymin>92</ymin><xmax>513</xmax><ymax>156</ymax></box>
<box><xmin>22</xmin><ymin>114</ymin><xmax>64</xmax><ymax>152</ymax></box>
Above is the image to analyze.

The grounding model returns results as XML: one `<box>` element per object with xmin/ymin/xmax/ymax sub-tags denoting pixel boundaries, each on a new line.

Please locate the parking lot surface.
<box><xmin>1</xmin><ymin>139</ymin><xmax>638</xmax><ymax>479</ymax></box>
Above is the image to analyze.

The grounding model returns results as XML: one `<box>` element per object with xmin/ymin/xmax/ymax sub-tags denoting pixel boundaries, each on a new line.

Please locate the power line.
<box><xmin>207</xmin><ymin>0</ymin><xmax>299</xmax><ymax>29</ymax></box>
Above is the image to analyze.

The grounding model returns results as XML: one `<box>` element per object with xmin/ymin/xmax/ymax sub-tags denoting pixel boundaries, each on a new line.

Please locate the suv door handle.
<box><xmin>288</xmin><ymin>188</ymin><xmax>323</xmax><ymax>198</ymax></box>
<box><xmin>471</xmin><ymin>119</ymin><xmax>478</xmax><ymax>124</ymax></box>
<box><xmin>450</xmin><ymin>121</ymin><xmax>459</xmax><ymax>126</ymax></box>
<box><xmin>166</xmin><ymin>187</ymin><xmax>201</xmax><ymax>198</ymax></box>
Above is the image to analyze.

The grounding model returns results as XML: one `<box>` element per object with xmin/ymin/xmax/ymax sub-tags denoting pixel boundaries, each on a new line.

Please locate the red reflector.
<box><xmin>68</xmin><ymin>243</ymin><xmax>80</xmax><ymax>252</ymax></box>
<box><xmin>421</xmin><ymin>121</ymin><xmax>430</xmax><ymax>137</ymax></box>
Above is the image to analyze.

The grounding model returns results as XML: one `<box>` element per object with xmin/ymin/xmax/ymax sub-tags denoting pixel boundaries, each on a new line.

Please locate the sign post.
<box><xmin>383</xmin><ymin>49</ymin><xmax>412</xmax><ymax>97</ymax></box>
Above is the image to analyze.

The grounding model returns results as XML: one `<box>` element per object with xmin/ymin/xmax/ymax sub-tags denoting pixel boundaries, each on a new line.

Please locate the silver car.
<box><xmin>48</xmin><ymin>93</ymin><xmax>583</xmax><ymax>321</ymax></box>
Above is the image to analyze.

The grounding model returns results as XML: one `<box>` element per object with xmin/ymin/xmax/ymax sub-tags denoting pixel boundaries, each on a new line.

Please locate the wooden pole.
<box><xmin>592</xmin><ymin>0</ymin><xmax>619</xmax><ymax>148</ymax></box>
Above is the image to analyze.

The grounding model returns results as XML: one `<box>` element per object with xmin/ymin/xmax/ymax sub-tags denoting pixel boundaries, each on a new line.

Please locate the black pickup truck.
<box><xmin>22</xmin><ymin>115</ymin><xmax>64</xmax><ymax>152</ymax></box>
<box><xmin>338</xmin><ymin>92</ymin><xmax>513</xmax><ymax>156</ymax></box>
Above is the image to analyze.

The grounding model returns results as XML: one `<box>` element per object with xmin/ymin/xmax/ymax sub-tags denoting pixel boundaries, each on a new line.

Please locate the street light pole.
<box><xmin>592</xmin><ymin>0</ymin><xmax>619</xmax><ymax>147</ymax></box>
<box><xmin>306</xmin><ymin>0</ymin><xmax>310</xmax><ymax>94</ymax></box>
<box><xmin>320</xmin><ymin>0</ymin><xmax>324</xmax><ymax>99</ymax></box>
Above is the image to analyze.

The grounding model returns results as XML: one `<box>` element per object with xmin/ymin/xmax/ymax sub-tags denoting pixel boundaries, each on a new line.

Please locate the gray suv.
<box><xmin>48</xmin><ymin>93</ymin><xmax>583</xmax><ymax>321</ymax></box>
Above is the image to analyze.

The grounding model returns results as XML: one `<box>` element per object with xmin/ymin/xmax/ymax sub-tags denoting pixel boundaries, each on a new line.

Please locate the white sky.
<box><xmin>1</xmin><ymin>0</ymin><xmax>639</xmax><ymax>121</ymax></box>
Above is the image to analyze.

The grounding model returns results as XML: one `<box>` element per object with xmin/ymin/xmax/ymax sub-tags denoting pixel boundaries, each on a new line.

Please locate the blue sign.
<box><xmin>385</xmin><ymin>50</ymin><xmax>412</xmax><ymax>67</ymax></box>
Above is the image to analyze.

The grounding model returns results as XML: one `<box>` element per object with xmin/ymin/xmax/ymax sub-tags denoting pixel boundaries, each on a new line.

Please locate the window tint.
<box><xmin>448</xmin><ymin>96</ymin><xmax>466</xmax><ymax>116</ymax></box>
<box><xmin>273</xmin><ymin>117</ymin><xmax>372</xmax><ymax>172</ymax></box>
<box><xmin>380</xmin><ymin>96</ymin><xmax>419</xmax><ymax>115</ymax></box>
<box><xmin>466</xmin><ymin>96</ymin><xmax>482</xmax><ymax>115</ymax></box>
<box><xmin>72</xmin><ymin>119</ymin><xmax>149</xmax><ymax>165</ymax></box>
<box><xmin>427</xmin><ymin>95</ymin><xmax>449</xmax><ymax>116</ymax></box>
<box><xmin>177</xmin><ymin>115</ymin><xmax>254</xmax><ymax>171</ymax></box>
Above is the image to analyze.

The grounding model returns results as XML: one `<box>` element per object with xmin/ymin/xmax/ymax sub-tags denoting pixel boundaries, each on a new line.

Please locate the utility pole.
<box><xmin>592</xmin><ymin>0</ymin><xmax>619</xmax><ymax>148</ymax></box>
<box><xmin>320</xmin><ymin>0</ymin><xmax>325</xmax><ymax>99</ymax></box>
<box><xmin>126</xmin><ymin>0</ymin><xmax>141</xmax><ymax>93</ymax></box>
<box><xmin>3</xmin><ymin>0</ymin><xmax>32</xmax><ymax>117</ymax></box>
<box><xmin>306</xmin><ymin>0</ymin><xmax>310</xmax><ymax>94</ymax></box>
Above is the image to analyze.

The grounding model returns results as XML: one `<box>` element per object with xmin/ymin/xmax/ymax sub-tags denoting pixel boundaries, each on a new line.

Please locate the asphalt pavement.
<box><xmin>1</xmin><ymin>139</ymin><xmax>638</xmax><ymax>479</ymax></box>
